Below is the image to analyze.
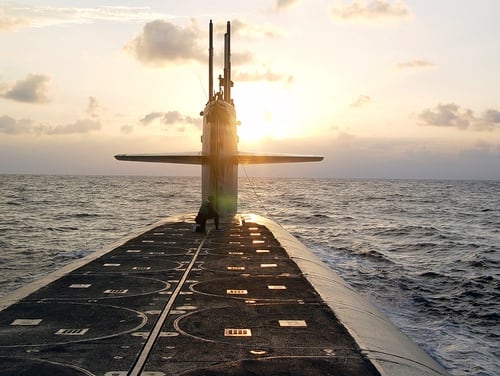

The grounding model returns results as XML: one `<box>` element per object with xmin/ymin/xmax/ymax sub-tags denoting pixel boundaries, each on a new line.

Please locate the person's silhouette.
<box><xmin>195</xmin><ymin>195</ymin><xmax>219</xmax><ymax>232</ymax></box>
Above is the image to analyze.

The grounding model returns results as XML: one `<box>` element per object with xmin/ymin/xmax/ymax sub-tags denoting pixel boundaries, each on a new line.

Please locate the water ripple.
<box><xmin>1</xmin><ymin>175</ymin><xmax>498</xmax><ymax>375</ymax></box>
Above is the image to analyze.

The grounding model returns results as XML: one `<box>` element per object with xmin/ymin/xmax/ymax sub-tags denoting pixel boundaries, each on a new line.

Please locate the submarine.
<box><xmin>0</xmin><ymin>21</ymin><xmax>449</xmax><ymax>375</ymax></box>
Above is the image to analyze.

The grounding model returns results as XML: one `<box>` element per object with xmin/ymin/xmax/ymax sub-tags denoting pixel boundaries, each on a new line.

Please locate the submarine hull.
<box><xmin>0</xmin><ymin>214</ymin><xmax>448</xmax><ymax>375</ymax></box>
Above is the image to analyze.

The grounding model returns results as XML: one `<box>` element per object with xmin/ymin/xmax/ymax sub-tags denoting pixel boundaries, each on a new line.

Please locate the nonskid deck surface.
<box><xmin>0</xmin><ymin>218</ymin><xmax>379</xmax><ymax>375</ymax></box>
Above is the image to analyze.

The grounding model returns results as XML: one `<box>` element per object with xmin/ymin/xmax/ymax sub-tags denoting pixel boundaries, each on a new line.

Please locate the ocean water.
<box><xmin>0</xmin><ymin>175</ymin><xmax>498</xmax><ymax>375</ymax></box>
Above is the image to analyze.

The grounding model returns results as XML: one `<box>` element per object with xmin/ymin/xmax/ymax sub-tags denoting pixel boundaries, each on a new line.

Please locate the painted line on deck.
<box><xmin>129</xmin><ymin>231</ymin><xmax>209</xmax><ymax>376</ymax></box>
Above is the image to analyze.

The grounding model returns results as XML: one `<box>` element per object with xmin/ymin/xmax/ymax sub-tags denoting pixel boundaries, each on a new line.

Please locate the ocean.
<box><xmin>0</xmin><ymin>174</ymin><xmax>498</xmax><ymax>375</ymax></box>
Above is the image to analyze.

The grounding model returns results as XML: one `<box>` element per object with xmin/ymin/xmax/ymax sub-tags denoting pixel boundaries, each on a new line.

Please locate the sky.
<box><xmin>1</xmin><ymin>0</ymin><xmax>499</xmax><ymax>179</ymax></box>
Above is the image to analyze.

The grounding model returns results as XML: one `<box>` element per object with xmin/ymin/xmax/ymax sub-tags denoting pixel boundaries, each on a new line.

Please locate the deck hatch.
<box><xmin>176</xmin><ymin>305</ymin><xmax>198</xmax><ymax>310</ymax></box>
<box><xmin>256</xmin><ymin>249</ymin><xmax>270</xmax><ymax>253</ymax></box>
<box><xmin>104</xmin><ymin>289</ymin><xmax>129</xmax><ymax>294</ymax></box>
<box><xmin>69</xmin><ymin>284</ymin><xmax>91</xmax><ymax>288</ymax></box>
<box><xmin>127</xmin><ymin>249</ymin><xmax>141</xmax><ymax>253</ymax></box>
<box><xmin>279</xmin><ymin>320</ymin><xmax>307</xmax><ymax>327</ymax></box>
<box><xmin>224</xmin><ymin>328</ymin><xmax>252</xmax><ymax>337</ymax></box>
<box><xmin>228</xmin><ymin>251</ymin><xmax>244</xmax><ymax>255</ymax></box>
<box><xmin>55</xmin><ymin>328</ymin><xmax>89</xmax><ymax>335</ymax></box>
<box><xmin>142</xmin><ymin>240</ymin><xmax>154</xmax><ymax>243</ymax></box>
<box><xmin>268</xmin><ymin>285</ymin><xmax>287</xmax><ymax>290</ymax></box>
<box><xmin>252</xmin><ymin>240</ymin><xmax>265</xmax><ymax>244</ymax></box>
<box><xmin>260</xmin><ymin>263</ymin><xmax>277</xmax><ymax>268</ymax></box>
<box><xmin>103</xmin><ymin>263</ymin><xmax>120</xmax><ymax>267</ymax></box>
<box><xmin>227</xmin><ymin>266</ymin><xmax>245</xmax><ymax>271</ymax></box>
<box><xmin>11</xmin><ymin>319</ymin><xmax>42</xmax><ymax>326</ymax></box>
<box><xmin>132</xmin><ymin>266</ymin><xmax>151</xmax><ymax>271</ymax></box>
<box><xmin>227</xmin><ymin>289</ymin><xmax>248</xmax><ymax>295</ymax></box>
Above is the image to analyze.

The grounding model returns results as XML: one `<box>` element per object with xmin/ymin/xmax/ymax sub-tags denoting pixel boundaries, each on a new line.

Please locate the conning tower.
<box><xmin>115</xmin><ymin>20</ymin><xmax>323</xmax><ymax>216</ymax></box>
<box><xmin>201</xmin><ymin>21</ymin><xmax>238</xmax><ymax>214</ymax></box>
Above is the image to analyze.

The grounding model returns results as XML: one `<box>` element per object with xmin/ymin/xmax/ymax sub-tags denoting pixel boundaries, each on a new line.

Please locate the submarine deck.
<box><xmin>0</xmin><ymin>215</ymin><xmax>380</xmax><ymax>375</ymax></box>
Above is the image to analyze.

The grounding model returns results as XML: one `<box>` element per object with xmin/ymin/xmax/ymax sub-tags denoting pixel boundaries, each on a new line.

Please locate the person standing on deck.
<box><xmin>195</xmin><ymin>195</ymin><xmax>219</xmax><ymax>232</ymax></box>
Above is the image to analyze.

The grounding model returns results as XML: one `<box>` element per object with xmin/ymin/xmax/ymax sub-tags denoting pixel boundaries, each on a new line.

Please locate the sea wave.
<box><xmin>0</xmin><ymin>175</ymin><xmax>498</xmax><ymax>375</ymax></box>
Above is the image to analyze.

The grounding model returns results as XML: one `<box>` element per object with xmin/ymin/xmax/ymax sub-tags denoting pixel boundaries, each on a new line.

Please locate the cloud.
<box><xmin>418</xmin><ymin>103</ymin><xmax>500</xmax><ymax>131</ymax></box>
<box><xmin>0</xmin><ymin>116</ymin><xmax>34</xmax><ymax>134</ymax></box>
<box><xmin>0</xmin><ymin>9</ymin><xmax>29</xmax><ymax>32</ymax></box>
<box><xmin>483</xmin><ymin>109</ymin><xmax>500</xmax><ymax>123</ymax></box>
<box><xmin>125</xmin><ymin>19</ymin><xmax>259</xmax><ymax>68</ymax></box>
<box><xmin>233</xmin><ymin>19</ymin><xmax>284</xmax><ymax>38</ymax></box>
<box><xmin>0</xmin><ymin>115</ymin><xmax>101</xmax><ymax>135</ymax></box>
<box><xmin>140</xmin><ymin>110</ymin><xmax>201</xmax><ymax>130</ymax></box>
<box><xmin>1</xmin><ymin>4</ymin><xmax>169</xmax><ymax>29</ymax></box>
<box><xmin>140</xmin><ymin>112</ymin><xmax>164</xmax><ymax>125</ymax></box>
<box><xmin>214</xmin><ymin>19</ymin><xmax>284</xmax><ymax>39</ymax></box>
<box><xmin>351</xmin><ymin>95</ymin><xmax>371</xmax><ymax>107</ymax></box>
<box><xmin>244</xmin><ymin>133</ymin><xmax>500</xmax><ymax>180</ymax></box>
<box><xmin>276</xmin><ymin>0</ymin><xmax>303</xmax><ymax>11</ymax></box>
<box><xmin>125</xmin><ymin>20</ymin><xmax>204</xmax><ymax>66</ymax></box>
<box><xmin>262</xmin><ymin>0</ymin><xmax>302</xmax><ymax>14</ymax></box>
<box><xmin>330</xmin><ymin>0</ymin><xmax>411</xmax><ymax>22</ymax></box>
<box><xmin>1</xmin><ymin>94</ymin><xmax>102</xmax><ymax>135</ymax></box>
<box><xmin>121</xmin><ymin>125</ymin><xmax>134</xmax><ymax>134</ymax></box>
<box><xmin>211</xmin><ymin>50</ymin><xmax>255</xmax><ymax>68</ymax></box>
<box><xmin>1</xmin><ymin>74</ymin><xmax>51</xmax><ymax>103</ymax></box>
<box><xmin>233</xmin><ymin>66</ymin><xmax>294</xmax><ymax>85</ymax></box>
<box><xmin>86</xmin><ymin>96</ymin><xmax>104</xmax><ymax>118</ymax></box>
<box><xmin>395</xmin><ymin>59</ymin><xmax>435</xmax><ymax>69</ymax></box>
<box><xmin>230</xmin><ymin>51</ymin><xmax>256</xmax><ymax>67</ymax></box>
<box><xmin>38</xmin><ymin>119</ymin><xmax>102</xmax><ymax>135</ymax></box>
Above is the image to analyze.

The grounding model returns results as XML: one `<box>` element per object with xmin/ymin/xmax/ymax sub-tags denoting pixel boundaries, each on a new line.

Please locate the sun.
<box><xmin>233</xmin><ymin>84</ymin><xmax>302</xmax><ymax>144</ymax></box>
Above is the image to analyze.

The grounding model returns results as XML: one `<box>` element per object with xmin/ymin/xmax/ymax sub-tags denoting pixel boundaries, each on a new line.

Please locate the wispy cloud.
<box><xmin>214</xmin><ymin>19</ymin><xmax>285</xmax><ymax>39</ymax></box>
<box><xmin>0</xmin><ymin>115</ymin><xmax>33</xmax><ymax>134</ymax></box>
<box><xmin>0</xmin><ymin>95</ymin><xmax>102</xmax><ymax>135</ymax></box>
<box><xmin>395</xmin><ymin>59</ymin><xmax>435</xmax><ymax>69</ymax></box>
<box><xmin>418</xmin><ymin>103</ymin><xmax>500</xmax><ymax>132</ymax></box>
<box><xmin>86</xmin><ymin>96</ymin><xmax>105</xmax><ymax>119</ymax></box>
<box><xmin>330</xmin><ymin>0</ymin><xmax>411</xmax><ymax>22</ymax></box>
<box><xmin>125</xmin><ymin>20</ymin><xmax>204</xmax><ymax>66</ymax></box>
<box><xmin>233</xmin><ymin>66</ymin><xmax>294</xmax><ymax>85</ymax></box>
<box><xmin>140</xmin><ymin>110</ymin><xmax>202</xmax><ymax>131</ymax></box>
<box><xmin>0</xmin><ymin>8</ymin><xmax>29</xmax><ymax>32</ymax></box>
<box><xmin>261</xmin><ymin>0</ymin><xmax>303</xmax><ymax>15</ymax></box>
<box><xmin>38</xmin><ymin>119</ymin><xmax>102</xmax><ymax>135</ymax></box>
<box><xmin>276</xmin><ymin>0</ymin><xmax>303</xmax><ymax>11</ymax></box>
<box><xmin>229</xmin><ymin>51</ymin><xmax>256</xmax><ymax>67</ymax></box>
<box><xmin>0</xmin><ymin>115</ymin><xmax>101</xmax><ymax>135</ymax></box>
<box><xmin>350</xmin><ymin>95</ymin><xmax>371</xmax><ymax>107</ymax></box>
<box><xmin>2</xmin><ymin>4</ymin><xmax>170</xmax><ymax>30</ymax></box>
<box><xmin>1</xmin><ymin>74</ymin><xmax>51</xmax><ymax>103</ymax></box>
<box><xmin>121</xmin><ymin>125</ymin><xmax>134</xmax><ymax>134</ymax></box>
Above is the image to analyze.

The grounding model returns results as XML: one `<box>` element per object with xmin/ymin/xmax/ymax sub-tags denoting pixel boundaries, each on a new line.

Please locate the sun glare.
<box><xmin>234</xmin><ymin>84</ymin><xmax>302</xmax><ymax>144</ymax></box>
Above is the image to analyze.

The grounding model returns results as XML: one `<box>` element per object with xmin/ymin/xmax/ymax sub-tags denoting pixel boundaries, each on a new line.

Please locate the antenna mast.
<box><xmin>208</xmin><ymin>20</ymin><xmax>214</xmax><ymax>100</ymax></box>
<box><xmin>223</xmin><ymin>21</ymin><xmax>231</xmax><ymax>102</ymax></box>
